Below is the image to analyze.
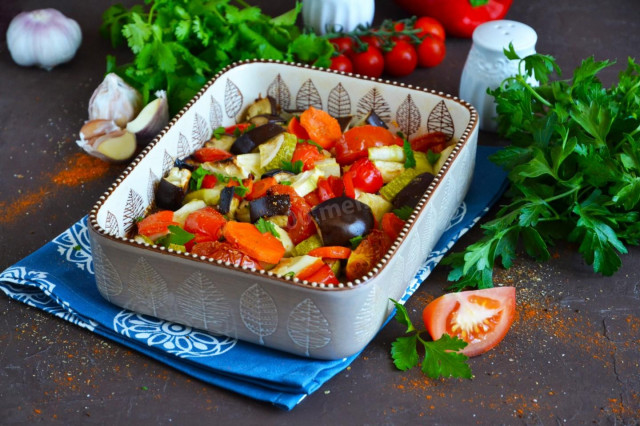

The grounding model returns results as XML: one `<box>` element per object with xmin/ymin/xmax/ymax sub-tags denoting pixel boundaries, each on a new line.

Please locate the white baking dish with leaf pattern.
<box><xmin>88</xmin><ymin>60</ymin><xmax>478</xmax><ymax>360</ymax></box>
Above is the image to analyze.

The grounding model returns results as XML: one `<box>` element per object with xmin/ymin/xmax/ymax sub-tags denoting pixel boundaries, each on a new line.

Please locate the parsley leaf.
<box><xmin>255</xmin><ymin>218</ymin><xmax>280</xmax><ymax>238</ymax></box>
<box><xmin>402</xmin><ymin>137</ymin><xmax>416</xmax><ymax>169</ymax></box>
<box><xmin>189</xmin><ymin>166</ymin><xmax>213</xmax><ymax>191</ymax></box>
<box><xmin>349</xmin><ymin>235</ymin><xmax>363</xmax><ymax>249</ymax></box>
<box><xmin>281</xmin><ymin>160</ymin><xmax>304</xmax><ymax>174</ymax></box>
<box><xmin>167</xmin><ymin>225</ymin><xmax>195</xmax><ymax>245</ymax></box>
<box><xmin>389</xmin><ymin>299</ymin><xmax>472</xmax><ymax>379</ymax></box>
<box><xmin>392</xmin><ymin>206</ymin><xmax>413</xmax><ymax>221</ymax></box>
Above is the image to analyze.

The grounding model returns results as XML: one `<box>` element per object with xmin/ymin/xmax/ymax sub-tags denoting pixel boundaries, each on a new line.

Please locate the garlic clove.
<box><xmin>126</xmin><ymin>90</ymin><xmax>169</xmax><ymax>146</ymax></box>
<box><xmin>79</xmin><ymin>119</ymin><xmax>121</xmax><ymax>141</ymax></box>
<box><xmin>88</xmin><ymin>73</ymin><xmax>142</xmax><ymax>127</ymax></box>
<box><xmin>94</xmin><ymin>130</ymin><xmax>138</xmax><ymax>163</ymax></box>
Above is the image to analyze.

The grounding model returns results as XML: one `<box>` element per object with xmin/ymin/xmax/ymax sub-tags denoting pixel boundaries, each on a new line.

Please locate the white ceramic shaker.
<box><xmin>459</xmin><ymin>20</ymin><xmax>538</xmax><ymax>132</ymax></box>
<box><xmin>302</xmin><ymin>0</ymin><xmax>375</xmax><ymax>35</ymax></box>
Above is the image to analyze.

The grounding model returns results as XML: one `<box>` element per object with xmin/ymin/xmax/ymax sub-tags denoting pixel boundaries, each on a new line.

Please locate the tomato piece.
<box><xmin>137</xmin><ymin>210</ymin><xmax>177</xmax><ymax>240</ymax></box>
<box><xmin>184</xmin><ymin>206</ymin><xmax>227</xmax><ymax>241</ymax></box>
<box><xmin>308</xmin><ymin>246</ymin><xmax>351</xmax><ymax>260</ymax></box>
<box><xmin>269</xmin><ymin>184</ymin><xmax>316</xmax><ymax>245</ymax></box>
<box><xmin>185</xmin><ymin>232</ymin><xmax>217</xmax><ymax>252</ymax></box>
<box><xmin>201</xmin><ymin>174</ymin><xmax>218</xmax><ymax>189</ymax></box>
<box><xmin>422</xmin><ymin>287</ymin><xmax>516</xmax><ymax>357</ymax></box>
<box><xmin>316</xmin><ymin>177</ymin><xmax>336</xmax><ymax>202</ymax></box>
<box><xmin>391</xmin><ymin>21</ymin><xmax>410</xmax><ymax>42</ymax></box>
<box><xmin>381</xmin><ymin>212</ymin><xmax>406</xmax><ymax>240</ymax></box>
<box><xmin>417</xmin><ymin>36</ymin><xmax>446</xmax><ymax>68</ymax></box>
<box><xmin>299</xmin><ymin>107</ymin><xmax>342</xmax><ymax>149</ymax></box>
<box><xmin>192</xmin><ymin>147</ymin><xmax>233</xmax><ymax>163</ymax></box>
<box><xmin>191</xmin><ymin>241</ymin><xmax>263</xmax><ymax>270</ymax></box>
<box><xmin>384</xmin><ymin>40</ymin><xmax>418</xmax><ymax>77</ymax></box>
<box><xmin>296</xmin><ymin>259</ymin><xmax>326</xmax><ymax>281</ymax></box>
<box><xmin>304</xmin><ymin>191</ymin><xmax>321</xmax><ymax>207</ymax></box>
<box><xmin>351</xmin><ymin>45</ymin><xmax>384</xmax><ymax>78</ymax></box>
<box><xmin>342</xmin><ymin>172</ymin><xmax>356</xmax><ymax>199</ymax></box>
<box><xmin>414</xmin><ymin>17</ymin><xmax>446</xmax><ymax>41</ymax></box>
<box><xmin>329</xmin><ymin>36</ymin><xmax>355</xmax><ymax>57</ymax></box>
<box><xmin>345</xmin><ymin>230</ymin><xmax>392</xmax><ymax>281</ymax></box>
<box><xmin>335</xmin><ymin>125</ymin><xmax>401</xmax><ymax>164</ymax></box>
<box><xmin>287</xmin><ymin>116</ymin><xmax>310</xmax><ymax>140</ymax></box>
<box><xmin>410</xmin><ymin>131</ymin><xmax>448</xmax><ymax>153</ymax></box>
<box><xmin>346</xmin><ymin>158</ymin><xmax>383</xmax><ymax>193</ymax></box>
<box><xmin>291</xmin><ymin>143</ymin><xmax>325</xmax><ymax>171</ymax></box>
<box><xmin>328</xmin><ymin>175</ymin><xmax>344</xmax><ymax>197</ymax></box>
<box><xmin>223</xmin><ymin>221</ymin><xmax>285</xmax><ymax>264</ymax></box>
<box><xmin>330</xmin><ymin>54</ymin><xmax>353</xmax><ymax>73</ymax></box>
<box><xmin>246</xmin><ymin>177</ymin><xmax>277</xmax><ymax>201</ymax></box>
<box><xmin>304</xmin><ymin>263</ymin><xmax>339</xmax><ymax>285</ymax></box>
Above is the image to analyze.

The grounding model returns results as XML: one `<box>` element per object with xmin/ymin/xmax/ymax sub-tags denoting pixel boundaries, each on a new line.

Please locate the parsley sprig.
<box><xmin>389</xmin><ymin>299</ymin><xmax>472</xmax><ymax>379</ymax></box>
<box><xmin>443</xmin><ymin>45</ymin><xmax>640</xmax><ymax>290</ymax></box>
<box><xmin>101</xmin><ymin>1</ymin><xmax>334</xmax><ymax>114</ymax></box>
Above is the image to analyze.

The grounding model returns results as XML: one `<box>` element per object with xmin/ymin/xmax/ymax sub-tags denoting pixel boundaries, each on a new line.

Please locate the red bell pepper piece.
<box><xmin>394</xmin><ymin>0</ymin><xmax>513</xmax><ymax>38</ymax></box>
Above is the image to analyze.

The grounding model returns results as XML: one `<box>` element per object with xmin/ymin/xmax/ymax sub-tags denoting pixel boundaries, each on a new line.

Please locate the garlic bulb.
<box><xmin>6</xmin><ymin>9</ymin><xmax>82</xmax><ymax>70</ymax></box>
<box><xmin>88</xmin><ymin>73</ymin><xmax>143</xmax><ymax>127</ymax></box>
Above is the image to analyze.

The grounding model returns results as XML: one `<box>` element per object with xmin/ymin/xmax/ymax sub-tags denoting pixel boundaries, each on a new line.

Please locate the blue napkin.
<box><xmin>0</xmin><ymin>145</ymin><xmax>507</xmax><ymax>410</ymax></box>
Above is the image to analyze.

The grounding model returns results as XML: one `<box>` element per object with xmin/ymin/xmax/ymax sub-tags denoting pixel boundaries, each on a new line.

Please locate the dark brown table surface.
<box><xmin>1</xmin><ymin>0</ymin><xmax>639</xmax><ymax>424</ymax></box>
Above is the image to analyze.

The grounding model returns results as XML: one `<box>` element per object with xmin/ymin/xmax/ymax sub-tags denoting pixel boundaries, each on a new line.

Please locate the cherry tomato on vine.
<box><xmin>417</xmin><ymin>36</ymin><xmax>446</xmax><ymax>68</ymax></box>
<box><xmin>392</xmin><ymin>21</ymin><xmax>410</xmax><ymax>42</ymax></box>
<box><xmin>359</xmin><ymin>34</ymin><xmax>382</xmax><ymax>50</ymax></box>
<box><xmin>329</xmin><ymin>37</ymin><xmax>355</xmax><ymax>57</ymax></box>
<box><xmin>330</xmin><ymin>54</ymin><xmax>353</xmax><ymax>73</ymax></box>
<box><xmin>422</xmin><ymin>287</ymin><xmax>516</xmax><ymax>357</ymax></box>
<box><xmin>351</xmin><ymin>45</ymin><xmax>384</xmax><ymax>78</ymax></box>
<box><xmin>414</xmin><ymin>16</ymin><xmax>446</xmax><ymax>41</ymax></box>
<box><xmin>384</xmin><ymin>40</ymin><xmax>418</xmax><ymax>77</ymax></box>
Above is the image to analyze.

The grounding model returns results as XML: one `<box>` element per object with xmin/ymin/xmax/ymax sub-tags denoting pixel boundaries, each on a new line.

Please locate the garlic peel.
<box><xmin>126</xmin><ymin>90</ymin><xmax>169</xmax><ymax>145</ymax></box>
<box><xmin>7</xmin><ymin>9</ymin><xmax>82</xmax><ymax>70</ymax></box>
<box><xmin>89</xmin><ymin>73</ymin><xmax>142</xmax><ymax>127</ymax></box>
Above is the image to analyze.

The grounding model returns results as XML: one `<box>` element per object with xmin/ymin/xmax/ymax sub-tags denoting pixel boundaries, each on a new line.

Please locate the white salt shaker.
<box><xmin>459</xmin><ymin>20</ymin><xmax>538</xmax><ymax>132</ymax></box>
<box><xmin>302</xmin><ymin>0</ymin><xmax>375</xmax><ymax>35</ymax></box>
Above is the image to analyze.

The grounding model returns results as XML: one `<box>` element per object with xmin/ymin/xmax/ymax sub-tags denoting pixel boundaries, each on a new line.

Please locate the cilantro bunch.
<box><xmin>444</xmin><ymin>46</ymin><xmax>640</xmax><ymax>290</ymax></box>
<box><xmin>100</xmin><ymin>0</ymin><xmax>334</xmax><ymax>114</ymax></box>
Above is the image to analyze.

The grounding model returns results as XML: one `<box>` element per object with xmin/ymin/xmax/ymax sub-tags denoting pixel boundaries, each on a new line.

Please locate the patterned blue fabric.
<box><xmin>0</xmin><ymin>146</ymin><xmax>507</xmax><ymax>410</ymax></box>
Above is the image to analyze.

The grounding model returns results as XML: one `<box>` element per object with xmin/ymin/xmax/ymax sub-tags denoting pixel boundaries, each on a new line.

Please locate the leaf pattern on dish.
<box><xmin>327</xmin><ymin>83</ymin><xmax>351</xmax><ymax>118</ymax></box>
<box><xmin>122</xmin><ymin>189</ymin><xmax>145</xmax><ymax>235</ymax></box>
<box><xmin>357</xmin><ymin>88</ymin><xmax>391</xmax><ymax>123</ymax></box>
<box><xmin>192</xmin><ymin>113</ymin><xmax>209</xmax><ymax>150</ymax></box>
<box><xmin>353</xmin><ymin>285</ymin><xmax>378</xmax><ymax>344</ymax></box>
<box><xmin>104</xmin><ymin>211</ymin><xmax>120</xmax><ymax>236</ymax></box>
<box><xmin>127</xmin><ymin>257</ymin><xmax>168</xmax><ymax>317</ymax></box>
<box><xmin>240</xmin><ymin>283</ymin><xmax>278</xmax><ymax>345</ymax></box>
<box><xmin>287</xmin><ymin>298</ymin><xmax>331</xmax><ymax>356</ymax></box>
<box><xmin>92</xmin><ymin>243</ymin><xmax>123</xmax><ymax>302</ymax></box>
<box><xmin>295</xmin><ymin>79</ymin><xmax>322</xmax><ymax>111</ymax></box>
<box><xmin>176</xmin><ymin>271</ymin><xmax>233</xmax><ymax>336</ymax></box>
<box><xmin>267</xmin><ymin>74</ymin><xmax>291</xmax><ymax>110</ymax></box>
<box><xmin>209</xmin><ymin>96</ymin><xmax>223</xmax><ymax>130</ymax></box>
<box><xmin>224</xmin><ymin>79</ymin><xmax>243</xmax><ymax>119</ymax></box>
<box><xmin>427</xmin><ymin>100</ymin><xmax>454</xmax><ymax>140</ymax></box>
<box><xmin>396</xmin><ymin>94</ymin><xmax>421</xmax><ymax>137</ymax></box>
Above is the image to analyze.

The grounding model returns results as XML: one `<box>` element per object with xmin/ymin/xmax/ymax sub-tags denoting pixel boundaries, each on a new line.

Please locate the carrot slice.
<box><xmin>223</xmin><ymin>221</ymin><xmax>285</xmax><ymax>264</ymax></box>
<box><xmin>246</xmin><ymin>177</ymin><xmax>277</xmax><ymax>201</ymax></box>
<box><xmin>299</xmin><ymin>106</ymin><xmax>342</xmax><ymax>149</ymax></box>
<box><xmin>308</xmin><ymin>246</ymin><xmax>352</xmax><ymax>259</ymax></box>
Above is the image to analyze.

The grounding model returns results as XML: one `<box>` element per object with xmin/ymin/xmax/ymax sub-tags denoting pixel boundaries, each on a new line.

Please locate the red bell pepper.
<box><xmin>394</xmin><ymin>0</ymin><xmax>512</xmax><ymax>38</ymax></box>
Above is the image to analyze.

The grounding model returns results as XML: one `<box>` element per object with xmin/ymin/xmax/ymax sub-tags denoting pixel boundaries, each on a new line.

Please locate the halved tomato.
<box><xmin>191</xmin><ymin>241</ymin><xmax>263</xmax><ymax>270</ymax></box>
<box><xmin>422</xmin><ymin>287</ymin><xmax>516</xmax><ymax>357</ymax></box>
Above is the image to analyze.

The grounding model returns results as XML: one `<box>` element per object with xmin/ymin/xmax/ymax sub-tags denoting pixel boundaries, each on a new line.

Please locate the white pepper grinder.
<box><xmin>459</xmin><ymin>20</ymin><xmax>538</xmax><ymax>132</ymax></box>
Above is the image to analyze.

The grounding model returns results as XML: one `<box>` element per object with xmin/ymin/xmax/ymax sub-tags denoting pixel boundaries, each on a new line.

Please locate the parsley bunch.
<box><xmin>100</xmin><ymin>0</ymin><xmax>334</xmax><ymax>114</ymax></box>
<box><xmin>444</xmin><ymin>46</ymin><xmax>640</xmax><ymax>290</ymax></box>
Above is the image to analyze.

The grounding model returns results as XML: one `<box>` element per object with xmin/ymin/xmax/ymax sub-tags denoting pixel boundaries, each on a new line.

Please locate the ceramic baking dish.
<box><xmin>88</xmin><ymin>60</ymin><xmax>478</xmax><ymax>360</ymax></box>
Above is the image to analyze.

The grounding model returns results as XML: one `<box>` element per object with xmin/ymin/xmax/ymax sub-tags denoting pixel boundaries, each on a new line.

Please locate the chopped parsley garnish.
<box><xmin>255</xmin><ymin>218</ymin><xmax>280</xmax><ymax>238</ymax></box>
<box><xmin>281</xmin><ymin>159</ymin><xmax>304</xmax><ymax>174</ymax></box>
<box><xmin>392</xmin><ymin>206</ymin><xmax>413</xmax><ymax>221</ymax></box>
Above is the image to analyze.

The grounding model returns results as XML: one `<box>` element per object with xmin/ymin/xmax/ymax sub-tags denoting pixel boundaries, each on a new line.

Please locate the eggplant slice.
<box><xmin>311</xmin><ymin>196</ymin><xmax>374</xmax><ymax>247</ymax></box>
